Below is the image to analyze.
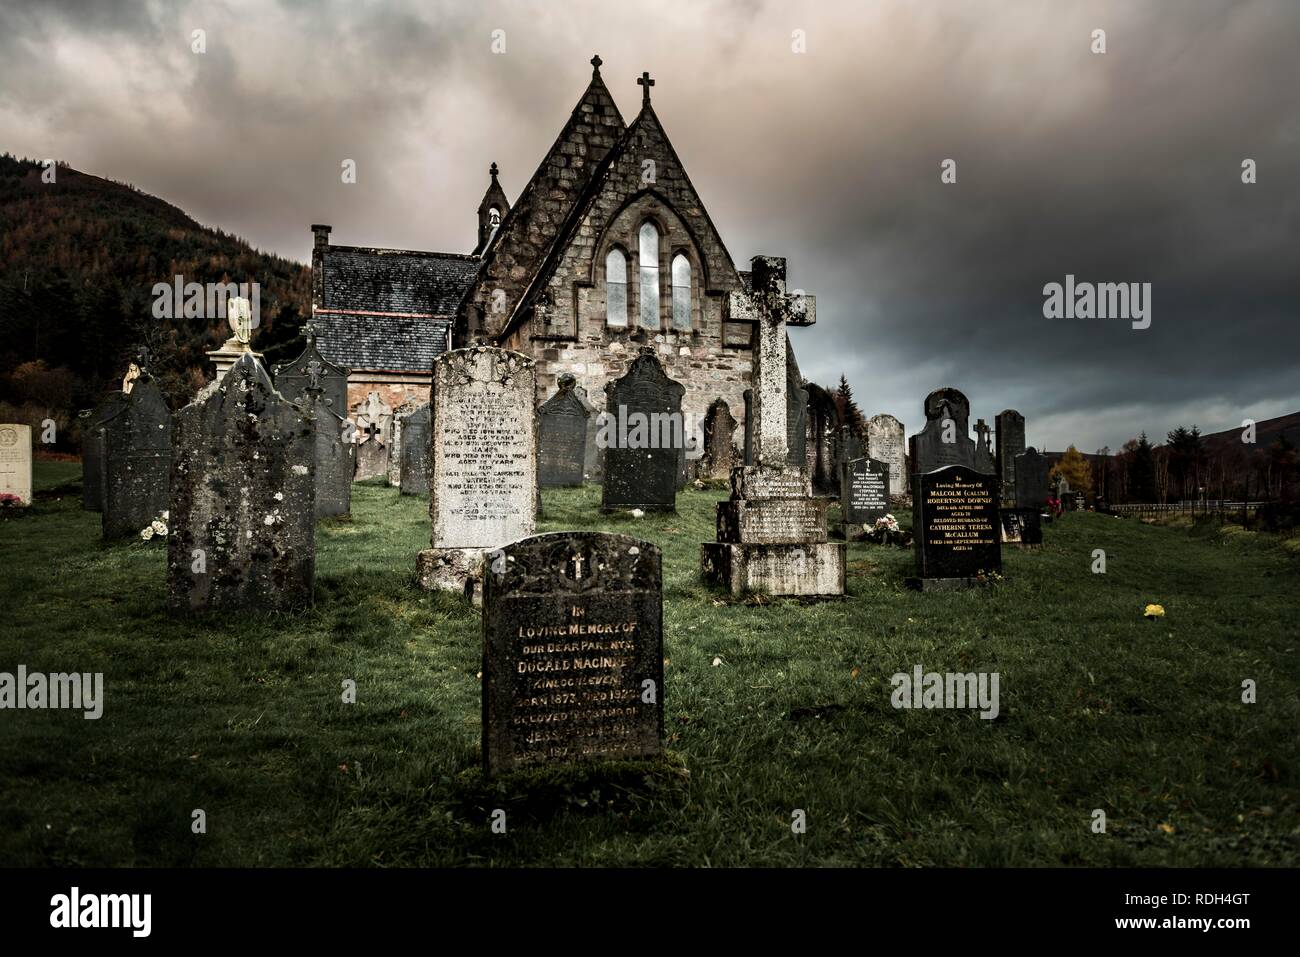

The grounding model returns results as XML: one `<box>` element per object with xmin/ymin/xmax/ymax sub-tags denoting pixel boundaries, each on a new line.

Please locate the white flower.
<box><xmin>711</xmin><ymin>656</ymin><xmax>724</xmax><ymax>667</ymax></box>
<box><xmin>140</xmin><ymin>527</ymin><xmax>154</xmax><ymax>541</ymax></box>
<box><xmin>273</xmin><ymin>492</ymin><xmax>283</xmax><ymax>501</ymax></box>
<box><xmin>151</xmin><ymin>519</ymin><xmax>167</xmax><ymax>535</ymax></box>
<box><xmin>630</xmin><ymin>508</ymin><xmax>645</xmax><ymax>519</ymax></box>
<box><xmin>162</xmin><ymin>510</ymin><xmax>169</xmax><ymax>520</ymax></box>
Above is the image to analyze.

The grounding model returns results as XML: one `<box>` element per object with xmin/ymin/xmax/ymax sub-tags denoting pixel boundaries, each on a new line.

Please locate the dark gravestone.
<box><xmin>907</xmin><ymin>465</ymin><xmax>1002</xmax><ymax>591</ymax></box>
<box><xmin>100</xmin><ymin>379</ymin><xmax>171</xmax><ymax>541</ymax></box>
<box><xmin>168</xmin><ymin>353</ymin><xmax>316</xmax><ymax>613</ymax></box>
<box><xmin>908</xmin><ymin>387</ymin><xmax>975</xmax><ymax>479</ymax></box>
<box><xmin>299</xmin><ymin>381</ymin><xmax>353</xmax><ymax>518</ymax></box>
<box><xmin>398</xmin><ymin>403</ymin><xmax>431</xmax><ymax>497</ymax></box>
<box><xmin>482</xmin><ymin>531</ymin><xmax>664</xmax><ymax>776</ymax></box>
<box><xmin>573</xmin><ymin>382</ymin><xmax>601</xmax><ymax>481</ymax></box>
<box><xmin>1000</xmin><ymin>507</ymin><xmax>1043</xmax><ymax>546</ymax></box>
<box><xmin>742</xmin><ymin>338</ymin><xmax>807</xmax><ymax>468</ymax></box>
<box><xmin>841</xmin><ymin>457</ymin><xmax>890</xmax><ymax>535</ymax></box>
<box><xmin>80</xmin><ymin>394</ymin><xmax>126</xmax><ymax>511</ymax></box>
<box><xmin>806</xmin><ymin>384</ymin><xmax>841</xmax><ymax>496</ymax></box>
<box><xmin>702</xmin><ymin>398</ymin><xmax>737</xmax><ymax>479</ymax></box>
<box><xmin>273</xmin><ymin>324</ymin><xmax>350</xmax><ymax>421</ymax></box>
<box><xmin>833</xmin><ymin>426</ymin><xmax>863</xmax><ymax>481</ymax></box>
<box><xmin>601</xmin><ymin>350</ymin><xmax>685</xmax><ymax>512</ymax></box>
<box><xmin>1014</xmin><ymin>447</ymin><xmax>1049</xmax><ymax>509</ymax></box>
<box><xmin>995</xmin><ymin>410</ymin><xmax>1026</xmax><ymax>499</ymax></box>
<box><xmin>538</xmin><ymin>376</ymin><xmax>589</xmax><ymax>488</ymax></box>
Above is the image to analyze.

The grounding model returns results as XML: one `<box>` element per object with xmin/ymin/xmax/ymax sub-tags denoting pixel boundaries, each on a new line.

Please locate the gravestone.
<box><xmin>0</xmin><ymin>424</ymin><xmax>33</xmax><ymax>506</ymax></box>
<box><xmin>742</xmin><ymin>338</ymin><xmax>807</xmax><ymax>468</ymax></box>
<box><xmin>833</xmin><ymin>426</ymin><xmax>863</xmax><ymax>481</ymax></box>
<box><xmin>702</xmin><ymin>398</ymin><xmax>737</xmax><ymax>479</ymax></box>
<box><xmin>974</xmin><ymin>418</ymin><xmax>997</xmax><ymax>475</ymax></box>
<box><xmin>298</xmin><ymin>361</ymin><xmax>353</xmax><ymax>518</ymax></box>
<box><xmin>908</xmin><ymin>388</ymin><xmax>976</xmax><ymax>479</ymax></box>
<box><xmin>866</xmin><ymin>413</ymin><xmax>907</xmax><ymax>496</ymax></box>
<box><xmin>702</xmin><ymin>255</ymin><xmax>845</xmax><ymax>596</ymax></box>
<box><xmin>995</xmin><ymin>410</ymin><xmax>1026</xmax><ymax>500</ymax></box>
<box><xmin>352</xmin><ymin>392</ymin><xmax>392</xmax><ymax>481</ymax></box>
<box><xmin>573</xmin><ymin>382</ymin><xmax>601</xmax><ymax>481</ymax></box>
<box><xmin>168</xmin><ymin>353</ymin><xmax>316</xmax><ymax>612</ymax></box>
<box><xmin>416</xmin><ymin>347</ymin><xmax>537</xmax><ymax>597</ymax></box>
<box><xmin>907</xmin><ymin>464</ymin><xmax>1001</xmax><ymax>591</ymax></box>
<box><xmin>1014</xmin><ymin>447</ymin><xmax>1049</xmax><ymax>509</ymax></box>
<box><xmin>841</xmin><ymin>457</ymin><xmax>890</xmax><ymax>537</ymax></box>
<box><xmin>100</xmin><ymin>373</ymin><xmax>172</xmax><ymax>541</ymax></box>
<box><xmin>398</xmin><ymin>403</ymin><xmax>431</xmax><ymax>497</ymax></box>
<box><xmin>481</xmin><ymin>531</ymin><xmax>664</xmax><ymax>776</ymax></box>
<box><xmin>80</xmin><ymin>394</ymin><xmax>127</xmax><ymax>511</ymax></box>
<box><xmin>1000</xmin><ymin>507</ymin><xmax>1043</xmax><ymax>546</ymax></box>
<box><xmin>537</xmin><ymin>375</ymin><xmax>589</xmax><ymax>488</ymax></box>
<box><xmin>388</xmin><ymin>398</ymin><xmax>422</xmax><ymax>487</ymax></box>
<box><xmin>806</xmin><ymin>384</ymin><xmax>841</xmax><ymax>496</ymax></box>
<box><xmin>601</xmin><ymin>349</ymin><xmax>685</xmax><ymax>512</ymax></box>
<box><xmin>273</xmin><ymin>321</ymin><xmax>350</xmax><ymax>421</ymax></box>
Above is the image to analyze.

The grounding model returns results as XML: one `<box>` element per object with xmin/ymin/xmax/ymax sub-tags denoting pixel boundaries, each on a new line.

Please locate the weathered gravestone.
<box><xmin>841</xmin><ymin>457</ymin><xmax>891</xmax><ymax>537</ymax></box>
<box><xmin>0</xmin><ymin>424</ymin><xmax>33</xmax><ymax>506</ymax></box>
<box><xmin>100</xmin><ymin>371</ymin><xmax>172</xmax><ymax>540</ymax></box>
<box><xmin>481</xmin><ymin>531</ymin><xmax>664</xmax><ymax>776</ymax></box>
<box><xmin>352</xmin><ymin>392</ymin><xmax>392</xmax><ymax>481</ymax></box>
<box><xmin>907</xmin><ymin>465</ymin><xmax>1001</xmax><ymax>591</ymax></box>
<box><xmin>833</xmin><ymin>426</ymin><xmax>863</xmax><ymax>481</ymax></box>
<box><xmin>398</xmin><ymin>403</ymin><xmax>431</xmax><ymax>497</ymax></box>
<box><xmin>298</xmin><ymin>361</ymin><xmax>353</xmax><ymax>518</ymax></box>
<box><xmin>806</xmin><ymin>383</ymin><xmax>841</xmax><ymax>496</ymax></box>
<box><xmin>573</xmin><ymin>382</ymin><xmax>601</xmax><ymax>481</ymax></box>
<box><xmin>866</xmin><ymin>413</ymin><xmax>908</xmax><ymax>497</ymax></box>
<box><xmin>601</xmin><ymin>349</ymin><xmax>685</xmax><ymax>512</ymax></box>
<box><xmin>996</xmin><ymin>410</ymin><xmax>1026</xmax><ymax>501</ymax></box>
<box><xmin>1000</xmin><ymin>507</ymin><xmax>1043</xmax><ymax>546</ymax></box>
<box><xmin>1014</xmin><ymin>447</ymin><xmax>1049</xmax><ymax>509</ymax></box>
<box><xmin>416</xmin><ymin>347</ymin><xmax>537</xmax><ymax>597</ymax></box>
<box><xmin>168</xmin><ymin>353</ymin><xmax>316</xmax><ymax>612</ymax></box>
<box><xmin>742</xmin><ymin>337</ymin><xmax>807</xmax><ymax>468</ymax></box>
<box><xmin>388</xmin><ymin>397</ymin><xmax>422</xmax><ymax>487</ymax></box>
<box><xmin>702</xmin><ymin>256</ymin><xmax>845</xmax><ymax>596</ymax></box>
<box><xmin>974</xmin><ymin>418</ymin><xmax>997</xmax><ymax>475</ymax></box>
<box><xmin>908</xmin><ymin>388</ymin><xmax>976</xmax><ymax>479</ymax></box>
<box><xmin>273</xmin><ymin>322</ymin><xmax>350</xmax><ymax>423</ymax></box>
<box><xmin>702</xmin><ymin>398</ymin><xmax>737</xmax><ymax>479</ymax></box>
<box><xmin>537</xmin><ymin>375</ymin><xmax>589</xmax><ymax>488</ymax></box>
<box><xmin>80</xmin><ymin>394</ymin><xmax>126</xmax><ymax>511</ymax></box>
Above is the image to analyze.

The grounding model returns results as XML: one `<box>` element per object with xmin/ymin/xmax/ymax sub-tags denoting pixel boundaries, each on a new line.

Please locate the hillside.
<box><xmin>0</xmin><ymin>154</ymin><xmax>310</xmax><ymax>442</ymax></box>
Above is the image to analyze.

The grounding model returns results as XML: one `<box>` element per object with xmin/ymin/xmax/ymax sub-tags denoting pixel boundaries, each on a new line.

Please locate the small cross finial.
<box><xmin>637</xmin><ymin>70</ymin><xmax>654</xmax><ymax>105</ymax></box>
<box><xmin>590</xmin><ymin>54</ymin><xmax>602</xmax><ymax>74</ymax></box>
<box><xmin>303</xmin><ymin>320</ymin><xmax>318</xmax><ymax>342</ymax></box>
<box><xmin>489</xmin><ymin>161</ymin><xmax>498</xmax><ymax>179</ymax></box>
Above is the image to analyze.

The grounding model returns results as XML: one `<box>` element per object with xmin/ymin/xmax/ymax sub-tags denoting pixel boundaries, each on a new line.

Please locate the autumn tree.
<box><xmin>1049</xmin><ymin>445</ymin><xmax>1094</xmax><ymax>497</ymax></box>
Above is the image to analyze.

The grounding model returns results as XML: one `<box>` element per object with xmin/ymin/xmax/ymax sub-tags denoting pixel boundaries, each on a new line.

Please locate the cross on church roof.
<box><xmin>590</xmin><ymin>54</ymin><xmax>602</xmax><ymax>74</ymax></box>
<box><xmin>302</xmin><ymin>320</ymin><xmax>319</xmax><ymax>342</ymax></box>
<box><xmin>637</xmin><ymin>71</ymin><xmax>654</xmax><ymax>105</ymax></box>
<box><xmin>489</xmin><ymin>162</ymin><xmax>499</xmax><ymax>179</ymax></box>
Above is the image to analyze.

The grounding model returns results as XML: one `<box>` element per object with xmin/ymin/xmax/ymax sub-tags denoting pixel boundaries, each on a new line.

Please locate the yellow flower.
<box><xmin>1144</xmin><ymin>603</ymin><xmax>1165</xmax><ymax>619</ymax></box>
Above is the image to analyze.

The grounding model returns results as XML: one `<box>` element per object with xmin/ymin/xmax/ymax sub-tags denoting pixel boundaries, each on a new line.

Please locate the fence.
<box><xmin>1108</xmin><ymin>501</ymin><xmax>1267</xmax><ymax>524</ymax></box>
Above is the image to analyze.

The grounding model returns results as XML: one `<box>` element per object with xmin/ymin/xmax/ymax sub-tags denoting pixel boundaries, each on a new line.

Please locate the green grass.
<box><xmin>1</xmin><ymin>463</ymin><xmax>1296</xmax><ymax>867</ymax></box>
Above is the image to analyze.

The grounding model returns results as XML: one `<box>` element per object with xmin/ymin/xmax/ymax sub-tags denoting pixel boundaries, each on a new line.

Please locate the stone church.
<box><xmin>311</xmin><ymin>55</ymin><xmax>789</xmax><ymax>443</ymax></box>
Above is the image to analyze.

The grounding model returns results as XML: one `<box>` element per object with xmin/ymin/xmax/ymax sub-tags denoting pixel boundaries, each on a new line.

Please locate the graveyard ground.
<box><xmin>1</xmin><ymin>461</ymin><xmax>1297</xmax><ymax>867</ymax></box>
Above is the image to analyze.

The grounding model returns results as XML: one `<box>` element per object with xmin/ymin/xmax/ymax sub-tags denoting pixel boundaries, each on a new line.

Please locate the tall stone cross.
<box><xmin>747</xmin><ymin>256</ymin><xmax>816</xmax><ymax>469</ymax></box>
<box><xmin>637</xmin><ymin>71</ymin><xmax>655</xmax><ymax>105</ymax></box>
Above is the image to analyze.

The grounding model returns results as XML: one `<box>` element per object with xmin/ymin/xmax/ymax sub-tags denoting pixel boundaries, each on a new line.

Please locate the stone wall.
<box><xmin>345</xmin><ymin>379</ymin><xmax>429</xmax><ymax>417</ymax></box>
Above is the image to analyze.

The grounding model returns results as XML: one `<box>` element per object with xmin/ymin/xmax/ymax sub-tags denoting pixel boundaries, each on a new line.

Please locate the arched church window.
<box><xmin>638</xmin><ymin>222</ymin><xmax>660</xmax><ymax>327</ymax></box>
<box><xmin>606</xmin><ymin>248</ymin><xmax>628</xmax><ymax>327</ymax></box>
<box><xmin>671</xmin><ymin>253</ymin><xmax>691</xmax><ymax>330</ymax></box>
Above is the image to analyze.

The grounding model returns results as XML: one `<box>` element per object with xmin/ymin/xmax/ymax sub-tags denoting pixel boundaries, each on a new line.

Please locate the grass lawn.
<box><xmin>1</xmin><ymin>462</ymin><xmax>1296</xmax><ymax>867</ymax></box>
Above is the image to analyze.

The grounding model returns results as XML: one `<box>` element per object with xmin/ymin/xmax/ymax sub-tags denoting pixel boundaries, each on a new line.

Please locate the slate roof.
<box><xmin>315</xmin><ymin>245</ymin><xmax>478</xmax><ymax>373</ymax></box>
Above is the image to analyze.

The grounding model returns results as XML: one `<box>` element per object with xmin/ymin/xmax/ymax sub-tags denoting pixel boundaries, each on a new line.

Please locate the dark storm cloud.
<box><xmin>1</xmin><ymin>0</ymin><xmax>1295</xmax><ymax>450</ymax></box>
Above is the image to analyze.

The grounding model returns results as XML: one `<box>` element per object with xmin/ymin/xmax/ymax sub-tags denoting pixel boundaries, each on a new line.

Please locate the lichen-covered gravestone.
<box><xmin>482</xmin><ymin>531</ymin><xmax>664</xmax><ymax>776</ymax></box>
<box><xmin>100</xmin><ymin>374</ymin><xmax>172</xmax><ymax>540</ymax></box>
<box><xmin>702</xmin><ymin>398</ymin><xmax>737</xmax><ymax>479</ymax></box>
<box><xmin>0</xmin><ymin>424</ymin><xmax>32</xmax><ymax>506</ymax></box>
<box><xmin>601</xmin><ymin>349</ymin><xmax>685</xmax><ymax>512</ymax></box>
<box><xmin>352</xmin><ymin>392</ymin><xmax>392</xmax><ymax>481</ymax></box>
<box><xmin>272</xmin><ymin>322</ymin><xmax>350</xmax><ymax>425</ymax></box>
<box><xmin>388</xmin><ymin>397</ymin><xmax>422</xmax><ymax>488</ymax></box>
<box><xmin>296</xmin><ymin>361</ymin><xmax>352</xmax><ymax>518</ymax></box>
<box><xmin>907</xmin><ymin>464</ymin><xmax>1001</xmax><ymax>591</ymax></box>
<box><xmin>167</xmin><ymin>353</ymin><xmax>316</xmax><ymax>612</ymax></box>
<box><xmin>866</xmin><ymin>413</ymin><xmax>907</xmax><ymax>497</ymax></box>
<box><xmin>537</xmin><ymin>375</ymin><xmax>589</xmax><ymax>488</ymax></box>
<box><xmin>398</xmin><ymin>403</ymin><xmax>431</xmax><ymax>497</ymax></box>
<box><xmin>742</xmin><ymin>337</ymin><xmax>807</xmax><ymax>468</ymax></box>
<box><xmin>416</xmin><ymin>347</ymin><xmax>537</xmax><ymax>597</ymax></box>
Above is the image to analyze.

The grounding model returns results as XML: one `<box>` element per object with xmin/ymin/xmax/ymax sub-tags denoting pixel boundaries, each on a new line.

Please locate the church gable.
<box><xmin>513</xmin><ymin>96</ymin><xmax>743</xmax><ymax>344</ymax></box>
<box><xmin>464</xmin><ymin>57</ymin><xmax>626</xmax><ymax>339</ymax></box>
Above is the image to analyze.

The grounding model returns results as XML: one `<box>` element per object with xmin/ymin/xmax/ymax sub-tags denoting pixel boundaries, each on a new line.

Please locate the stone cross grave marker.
<box><xmin>974</xmin><ymin>418</ymin><xmax>997</xmax><ymax>475</ymax></box>
<box><xmin>481</xmin><ymin>531</ymin><xmax>664</xmax><ymax>776</ymax></box>
<box><xmin>273</xmin><ymin>321</ymin><xmax>350</xmax><ymax>419</ymax></box>
<box><xmin>352</xmin><ymin>392</ymin><xmax>392</xmax><ymax>481</ymax></box>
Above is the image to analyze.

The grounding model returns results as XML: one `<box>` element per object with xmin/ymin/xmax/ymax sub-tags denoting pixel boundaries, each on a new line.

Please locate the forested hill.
<box><xmin>0</xmin><ymin>154</ymin><xmax>310</xmax><ymax>435</ymax></box>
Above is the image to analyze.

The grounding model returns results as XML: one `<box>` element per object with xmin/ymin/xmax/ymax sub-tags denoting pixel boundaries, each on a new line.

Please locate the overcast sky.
<box><xmin>2</xmin><ymin>0</ymin><xmax>1296</xmax><ymax>451</ymax></box>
